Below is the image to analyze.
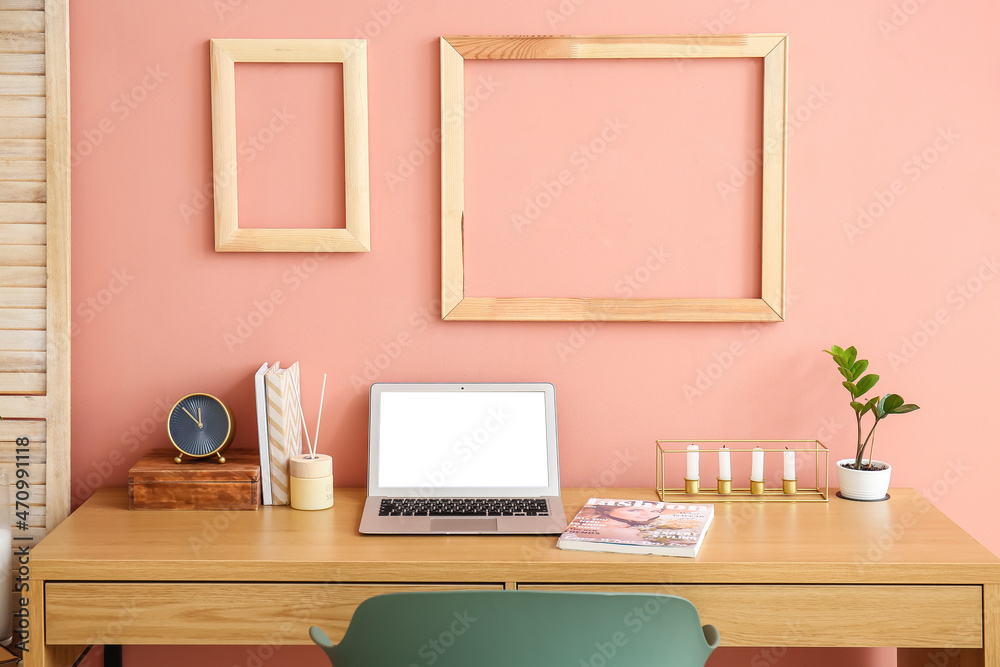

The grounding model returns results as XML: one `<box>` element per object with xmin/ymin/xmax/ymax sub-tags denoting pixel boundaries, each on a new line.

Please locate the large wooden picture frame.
<box><xmin>211</xmin><ymin>39</ymin><xmax>370</xmax><ymax>252</ymax></box>
<box><xmin>440</xmin><ymin>35</ymin><xmax>787</xmax><ymax>322</ymax></box>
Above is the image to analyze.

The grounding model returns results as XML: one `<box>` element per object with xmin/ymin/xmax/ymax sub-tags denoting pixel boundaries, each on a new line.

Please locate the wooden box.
<box><xmin>128</xmin><ymin>449</ymin><xmax>261</xmax><ymax>510</ymax></box>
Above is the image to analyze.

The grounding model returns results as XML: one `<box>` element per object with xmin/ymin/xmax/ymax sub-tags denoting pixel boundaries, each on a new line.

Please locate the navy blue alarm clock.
<box><xmin>167</xmin><ymin>393</ymin><xmax>236</xmax><ymax>463</ymax></box>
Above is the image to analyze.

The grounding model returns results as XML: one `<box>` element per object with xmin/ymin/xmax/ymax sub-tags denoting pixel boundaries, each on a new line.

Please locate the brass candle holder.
<box><xmin>655</xmin><ymin>439</ymin><xmax>830</xmax><ymax>503</ymax></box>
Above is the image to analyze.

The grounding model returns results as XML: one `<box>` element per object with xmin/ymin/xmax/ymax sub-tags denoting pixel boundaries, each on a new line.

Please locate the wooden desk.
<box><xmin>25</xmin><ymin>488</ymin><xmax>1000</xmax><ymax>667</ymax></box>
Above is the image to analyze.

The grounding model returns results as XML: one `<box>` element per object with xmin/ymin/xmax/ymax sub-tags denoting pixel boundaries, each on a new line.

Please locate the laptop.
<box><xmin>360</xmin><ymin>382</ymin><xmax>568</xmax><ymax>534</ymax></box>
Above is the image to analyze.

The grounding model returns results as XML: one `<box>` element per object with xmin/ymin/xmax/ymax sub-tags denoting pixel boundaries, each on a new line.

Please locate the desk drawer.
<box><xmin>521</xmin><ymin>584</ymin><xmax>983</xmax><ymax>648</ymax></box>
<box><xmin>45</xmin><ymin>582</ymin><xmax>502</xmax><ymax>645</ymax></box>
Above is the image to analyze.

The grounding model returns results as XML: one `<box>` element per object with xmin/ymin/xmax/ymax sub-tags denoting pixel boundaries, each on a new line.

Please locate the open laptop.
<box><xmin>360</xmin><ymin>382</ymin><xmax>568</xmax><ymax>534</ymax></box>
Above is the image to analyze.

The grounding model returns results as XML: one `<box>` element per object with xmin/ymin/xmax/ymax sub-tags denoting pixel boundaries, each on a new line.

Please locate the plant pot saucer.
<box><xmin>836</xmin><ymin>491</ymin><xmax>890</xmax><ymax>502</ymax></box>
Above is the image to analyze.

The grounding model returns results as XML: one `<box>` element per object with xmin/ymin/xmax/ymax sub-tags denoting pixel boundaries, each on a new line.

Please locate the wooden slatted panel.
<box><xmin>0</xmin><ymin>53</ymin><xmax>43</xmax><ymax>74</ymax></box>
<box><xmin>0</xmin><ymin>286</ymin><xmax>45</xmax><ymax>307</ymax></box>
<box><xmin>0</xmin><ymin>394</ymin><xmax>44</xmax><ymax>416</ymax></box>
<box><xmin>0</xmin><ymin>265</ymin><xmax>45</xmax><ymax>285</ymax></box>
<box><xmin>0</xmin><ymin>138</ymin><xmax>44</xmax><ymax>158</ymax></box>
<box><xmin>0</xmin><ymin>431</ymin><xmax>46</xmax><ymax>539</ymax></box>
<box><xmin>0</xmin><ymin>10</ymin><xmax>43</xmax><ymax>31</ymax></box>
<box><xmin>0</xmin><ymin>329</ymin><xmax>45</xmax><ymax>350</ymax></box>
<box><xmin>0</xmin><ymin>308</ymin><xmax>44</xmax><ymax>328</ymax></box>
<box><xmin>0</xmin><ymin>1</ymin><xmax>44</xmax><ymax>10</ymax></box>
<box><xmin>0</xmin><ymin>475</ymin><xmax>46</xmax><ymax>507</ymax></box>
<box><xmin>0</xmin><ymin>202</ymin><xmax>44</xmax><ymax>221</ymax></box>
<box><xmin>0</xmin><ymin>223</ymin><xmax>44</xmax><ymax>244</ymax></box>
<box><xmin>0</xmin><ymin>32</ymin><xmax>43</xmax><ymax>53</ymax></box>
<box><xmin>0</xmin><ymin>160</ymin><xmax>45</xmax><ymax>179</ymax></box>
<box><xmin>0</xmin><ymin>479</ymin><xmax>44</xmax><ymax>506</ymax></box>
<box><xmin>0</xmin><ymin>73</ymin><xmax>43</xmax><ymax>95</ymax></box>
<box><xmin>0</xmin><ymin>448</ymin><xmax>47</xmax><ymax>465</ymax></box>
<box><xmin>0</xmin><ymin>420</ymin><xmax>43</xmax><ymax>442</ymax></box>
<box><xmin>0</xmin><ymin>3</ymin><xmax>69</xmax><ymax>643</ymax></box>
<box><xmin>0</xmin><ymin>350</ymin><xmax>44</xmax><ymax>372</ymax></box>
<box><xmin>0</xmin><ymin>180</ymin><xmax>43</xmax><ymax>201</ymax></box>
<box><xmin>0</xmin><ymin>94</ymin><xmax>44</xmax><ymax>115</ymax></box>
<box><xmin>0</xmin><ymin>373</ymin><xmax>44</xmax><ymax>393</ymax></box>
<box><xmin>0</xmin><ymin>117</ymin><xmax>44</xmax><ymax>137</ymax></box>
<box><xmin>0</xmin><ymin>244</ymin><xmax>44</xmax><ymax>264</ymax></box>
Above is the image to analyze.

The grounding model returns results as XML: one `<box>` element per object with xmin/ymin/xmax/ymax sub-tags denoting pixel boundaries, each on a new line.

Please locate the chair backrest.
<box><xmin>310</xmin><ymin>590</ymin><xmax>720</xmax><ymax>667</ymax></box>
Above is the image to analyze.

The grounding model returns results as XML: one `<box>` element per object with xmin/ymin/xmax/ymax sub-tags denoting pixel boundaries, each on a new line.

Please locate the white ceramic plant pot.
<box><xmin>836</xmin><ymin>458</ymin><xmax>891</xmax><ymax>501</ymax></box>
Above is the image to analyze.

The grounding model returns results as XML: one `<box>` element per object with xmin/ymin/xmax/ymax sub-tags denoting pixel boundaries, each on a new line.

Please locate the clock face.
<box><xmin>167</xmin><ymin>393</ymin><xmax>234</xmax><ymax>457</ymax></box>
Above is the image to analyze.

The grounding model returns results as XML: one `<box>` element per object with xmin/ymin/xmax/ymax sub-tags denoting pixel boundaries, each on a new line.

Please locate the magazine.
<box><xmin>557</xmin><ymin>498</ymin><xmax>714</xmax><ymax>557</ymax></box>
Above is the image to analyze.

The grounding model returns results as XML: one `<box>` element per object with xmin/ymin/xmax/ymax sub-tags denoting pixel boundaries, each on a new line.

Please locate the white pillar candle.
<box><xmin>686</xmin><ymin>444</ymin><xmax>700</xmax><ymax>480</ymax></box>
<box><xmin>718</xmin><ymin>447</ymin><xmax>732</xmax><ymax>480</ymax></box>
<box><xmin>750</xmin><ymin>446</ymin><xmax>765</xmax><ymax>482</ymax></box>
<box><xmin>783</xmin><ymin>448</ymin><xmax>796</xmax><ymax>480</ymax></box>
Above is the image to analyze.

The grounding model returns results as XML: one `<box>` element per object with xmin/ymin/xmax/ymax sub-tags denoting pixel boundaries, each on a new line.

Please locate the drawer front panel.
<box><xmin>45</xmin><ymin>582</ymin><xmax>502</xmax><ymax>645</ymax></box>
<box><xmin>520</xmin><ymin>584</ymin><xmax>983</xmax><ymax>648</ymax></box>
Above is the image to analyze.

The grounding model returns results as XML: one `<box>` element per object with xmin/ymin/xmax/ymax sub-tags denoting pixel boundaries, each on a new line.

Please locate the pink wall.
<box><xmin>68</xmin><ymin>1</ymin><xmax>999</xmax><ymax>665</ymax></box>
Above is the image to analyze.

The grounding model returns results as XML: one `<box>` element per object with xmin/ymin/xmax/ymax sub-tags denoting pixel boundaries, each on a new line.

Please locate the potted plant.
<box><xmin>824</xmin><ymin>345</ymin><xmax>919</xmax><ymax>501</ymax></box>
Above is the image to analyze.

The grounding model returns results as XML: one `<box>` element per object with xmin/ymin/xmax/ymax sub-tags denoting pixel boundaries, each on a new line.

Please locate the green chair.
<box><xmin>310</xmin><ymin>590</ymin><xmax>720</xmax><ymax>667</ymax></box>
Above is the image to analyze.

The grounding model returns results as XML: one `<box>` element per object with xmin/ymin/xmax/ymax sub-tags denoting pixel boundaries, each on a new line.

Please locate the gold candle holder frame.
<box><xmin>655</xmin><ymin>439</ymin><xmax>829</xmax><ymax>502</ymax></box>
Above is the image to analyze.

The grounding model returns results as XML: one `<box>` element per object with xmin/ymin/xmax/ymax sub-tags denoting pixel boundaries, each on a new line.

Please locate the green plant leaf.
<box><xmin>829</xmin><ymin>345</ymin><xmax>844</xmax><ymax>357</ymax></box>
<box><xmin>842</xmin><ymin>381</ymin><xmax>857</xmax><ymax>396</ymax></box>
<box><xmin>850</xmin><ymin>359</ymin><xmax>869</xmax><ymax>378</ymax></box>
<box><xmin>888</xmin><ymin>403</ymin><xmax>920</xmax><ymax>414</ymax></box>
<box><xmin>872</xmin><ymin>395</ymin><xmax>886</xmax><ymax>418</ymax></box>
<box><xmin>855</xmin><ymin>374</ymin><xmax>879</xmax><ymax>396</ymax></box>
<box><xmin>882</xmin><ymin>394</ymin><xmax>904</xmax><ymax>412</ymax></box>
<box><xmin>845</xmin><ymin>346</ymin><xmax>857</xmax><ymax>367</ymax></box>
<box><xmin>850</xmin><ymin>401</ymin><xmax>865</xmax><ymax>414</ymax></box>
<box><xmin>838</xmin><ymin>367</ymin><xmax>853</xmax><ymax>381</ymax></box>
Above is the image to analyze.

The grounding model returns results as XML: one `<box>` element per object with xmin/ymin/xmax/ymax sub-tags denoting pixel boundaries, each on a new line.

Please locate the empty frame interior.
<box><xmin>441</xmin><ymin>35</ymin><xmax>787</xmax><ymax>321</ymax></box>
<box><xmin>211</xmin><ymin>39</ymin><xmax>370</xmax><ymax>252</ymax></box>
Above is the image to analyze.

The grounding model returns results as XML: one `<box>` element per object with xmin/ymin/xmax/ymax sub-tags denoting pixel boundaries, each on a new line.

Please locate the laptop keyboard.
<box><xmin>379</xmin><ymin>498</ymin><xmax>549</xmax><ymax>517</ymax></box>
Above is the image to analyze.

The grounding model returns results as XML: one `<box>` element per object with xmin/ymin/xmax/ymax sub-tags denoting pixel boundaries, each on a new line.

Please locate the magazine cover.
<box><xmin>557</xmin><ymin>498</ymin><xmax>714</xmax><ymax>557</ymax></box>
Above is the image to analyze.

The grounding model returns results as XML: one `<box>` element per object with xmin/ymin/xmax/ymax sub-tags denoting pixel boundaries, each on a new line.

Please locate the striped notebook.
<box><xmin>263</xmin><ymin>362</ymin><xmax>303</xmax><ymax>505</ymax></box>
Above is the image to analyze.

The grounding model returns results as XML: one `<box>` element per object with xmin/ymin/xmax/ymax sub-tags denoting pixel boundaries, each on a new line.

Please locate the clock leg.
<box><xmin>173</xmin><ymin>455</ymin><xmax>183</xmax><ymax>464</ymax></box>
<box><xmin>216</xmin><ymin>452</ymin><xmax>226</xmax><ymax>464</ymax></box>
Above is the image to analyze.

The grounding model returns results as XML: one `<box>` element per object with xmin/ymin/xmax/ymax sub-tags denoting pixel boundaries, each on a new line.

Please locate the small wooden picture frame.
<box><xmin>210</xmin><ymin>39</ymin><xmax>370</xmax><ymax>252</ymax></box>
<box><xmin>440</xmin><ymin>35</ymin><xmax>788</xmax><ymax>321</ymax></box>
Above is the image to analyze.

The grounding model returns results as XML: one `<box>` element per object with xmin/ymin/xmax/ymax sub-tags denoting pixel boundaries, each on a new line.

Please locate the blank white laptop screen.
<box><xmin>363</xmin><ymin>382</ymin><xmax>566</xmax><ymax>534</ymax></box>
<box><xmin>377</xmin><ymin>390</ymin><xmax>550</xmax><ymax>491</ymax></box>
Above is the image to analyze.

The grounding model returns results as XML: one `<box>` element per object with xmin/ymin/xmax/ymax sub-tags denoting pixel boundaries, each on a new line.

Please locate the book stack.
<box><xmin>254</xmin><ymin>362</ymin><xmax>304</xmax><ymax>505</ymax></box>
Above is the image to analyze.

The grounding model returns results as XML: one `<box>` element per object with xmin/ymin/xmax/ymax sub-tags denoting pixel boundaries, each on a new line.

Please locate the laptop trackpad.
<box><xmin>430</xmin><ymin>518</ymin><xmax>498</xmax><ymax>533</ymax></box>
